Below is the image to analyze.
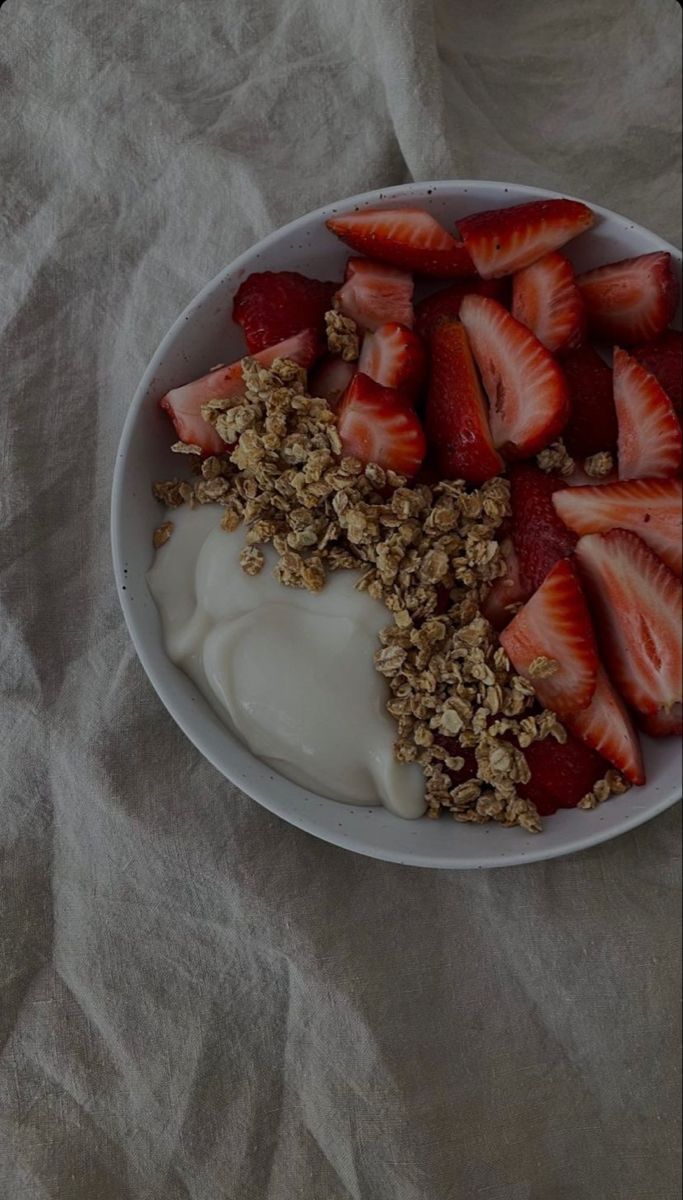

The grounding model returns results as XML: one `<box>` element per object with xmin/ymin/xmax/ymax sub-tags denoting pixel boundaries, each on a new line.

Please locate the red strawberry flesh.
<box><xmin>565</xmin><ymin>665</ymin><xmax>645</xmax><ymax>785</ymax></box>
<box><xmin>511</xmin><ymin>251</ymin><xmax>585</xmax><ymax>354</ymax></box>
<box><xmin>613</xmin><ymin>347</ymin><xmax>682</xmax><ymax>480</ymax></box>
<box><xmin>359</xmin><ymin>323</ymin><xmax>426</xmax><ymax>397</ymax></box>
<box><xmin>415</xmin><ymin>278</ymin><xmax>510</xmax><ymax>341</ymax></box>
<box><xmin>233</xmin><ymin>271</ymin><xmax>336</xmax><ymax>353</ymax></box>
<box><xmin>336</xmin><ymin>373</ymin><xmax>426</xmax><ymax>477</ymax></box>
<box><xmin>632</xmin><ymin>330</ymin><xmax>683</xmax><ymax>417</ymax></box>
<box><xmin>425</xmin><ymin>319</ymin><xmax>504</xmax><ymax>484</ymax></box>
<box><xmin>334</xmin><ymin>258</ymin><xmax>414</xmax><ymax>332</ymax></box>
<box><xmin>553</xmin><ymin>477</ymin><xmax>683</xmax><ymax>577</ymax></box>
<box><xmin>577</xmin><ymin>251</ymin><xmax>679</xmax><ymax>345</ymax></box>
<box><xmin>458</xmin><ymin>198</ymin><xmax>594</xmax><ymax>279</ymax></box>
<box><xmin>519</xmin><ymin>734</ymin><xmax>608</xmax><ymax>815</ymax></box>
<box><xmin>509</xmin><ymin>465</ymin><xmax>577</xmax><ymax>592</ymax></box>
<box><xmin>326</xmin><ymin>207</ymin><xmax>476</xmax><ymax>277</ymax></box>
<box><xmin>560</xmin><ymin>344</ymin><xmax>617</xmax><ymax>459</ymax></box>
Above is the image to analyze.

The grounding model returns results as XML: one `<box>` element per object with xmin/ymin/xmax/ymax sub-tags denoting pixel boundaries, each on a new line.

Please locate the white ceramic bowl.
<box><xmin>111</xmin><ymin>180</ymin><xmax>682</xmax><ymax>869</ymax></box>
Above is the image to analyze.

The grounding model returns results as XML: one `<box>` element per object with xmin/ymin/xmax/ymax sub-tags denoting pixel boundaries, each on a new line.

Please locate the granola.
<box><xmin>536</xmin><ymin>439</ymin><xmax>575</xmax><ymax>476</ymax></box>
<box><xmin>584</xmin><ymin>450</ymin><xmax>615</xmax><ymax>477</ymax></box>
<box><xmin>325</xmin><ymin>309</ymin><xmax>360</xmax><ymax>361</ymax></box>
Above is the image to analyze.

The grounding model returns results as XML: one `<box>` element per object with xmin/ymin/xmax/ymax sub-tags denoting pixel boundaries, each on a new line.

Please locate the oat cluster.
<box><xmin>537</xmin><ymin>439</ymin><xmax>575</xmax><ymax>476</ymax></box>
<box><xmin>325</xmin><ymin>309</ymin><xmax>360</xmax><ymax>361</ymax></box>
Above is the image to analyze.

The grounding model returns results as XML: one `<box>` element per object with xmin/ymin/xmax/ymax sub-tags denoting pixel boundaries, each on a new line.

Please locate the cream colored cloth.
<box><xmin>1</xmin><ymin>1</ymin><xmax>681</xmax><ymax>1197</ymax></box>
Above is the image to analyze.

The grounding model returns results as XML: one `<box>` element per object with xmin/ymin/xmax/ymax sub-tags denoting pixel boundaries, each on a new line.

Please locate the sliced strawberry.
<box><xmin>613</xmin><ymin>347</ymin><xmax>682</xmax><ymax>480</ymax></box>
<box><xmin>459</xmin><ymin>295</ymin><xmax>569</xmax><ymax>459</ymax></box>
<box><xmin>425</xmin><ymin>319</ymin><xmax>504</xmax><ymax>484</ymax></box>
<box><xmin>481</xmin><ymin>537</ymin><xmax>530</xmax><ymax>630</ymax></box>
<box><xmin>519</xmin><ymin>734</ymin><xmax>608</xmax><ymax>815</ymax></box>
<box><xmin>309</xmin><ymin>356</ymin><xmax>357</xmax><ymax>410</ymax></box>
<box><xmin>415</xmin><ymin>278</ymin><xmax>510</xmax><ymax>341</ymax></box>
<box><xmin>511</xmin><ymin>251</ymin><xmax>585</xmax><ymax>354</ymax></box>
<box><xmin>232</xmin><ymin>271</ymin><xmax>336</xmax><ymax>354</ymax></box>
<box><xmin>326</xmin><ymin>207</ymin><xmax>475</xmax><ymax>277</ymax></box>
<box><xmin>509</xmin><ymin>465</ymin><xmax>577</xmax><ymax>592</ymax></box>
<box><xmin>566</xmin><ymin>665</ymin><xmax>645</xmax><ymax>784</ymax></box>
<box><xmin>159</xmin><ymin>330</ymin><xmax>319</xmax><ymax>454</ymax></box>
<box><xmin>577</xmin><ymin>252</ymin><xmax>679</xmax><ymax>344</ymax></box>
<box><xmin>359</xmin><ymin>323</ymin><xmax>426</xmax><ymax>397</ymax></box>
<box><xmin>576</xmin><ymin>529</ymin><xmax>683</xmax><ymax>715</ymax></box>
<box><xmin>560</xmin><ymin>344</ymin><xmax>618</xmax><ymax>459</ymax></box>
<box><xmin>458</xmin><ymin>199</ymin><xmax>594</xmax><ymax>279</ymax></box>
<box><xmin>553</xmin><ymin>477</ymin><xmax>683</xmax><ymax>576</ymax></box>
<box><xmin>336</xmin><ymin>373</ymin><xmax>426</xmax><ymax>477</ymax></box>
<box><xmin>639</xmin><ymin>702</ymin><xmax>683</xmax><ymax>738</ymax></box>
<box><xmin>335</xmin><ymin>258</ymin><xmax>414</xmax><ymax>332</ymax></box>
<box><xmin>633</xmin><ymin>330</ymin><xmax>683</xmax><ymax>418</ymax></box>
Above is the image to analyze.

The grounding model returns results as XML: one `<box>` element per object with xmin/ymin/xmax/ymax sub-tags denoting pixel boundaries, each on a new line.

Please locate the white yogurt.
<box><xmin>147</xmin><ymin>505</ymin><xmax>425</xmax><ymax>818</ymax></box>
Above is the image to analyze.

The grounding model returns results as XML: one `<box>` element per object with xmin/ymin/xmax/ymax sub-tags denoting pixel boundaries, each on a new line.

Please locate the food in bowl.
<box><xmin>147</xmin><ymin>196</ymin><xmax>682</xmax><ymax>833</ymax></box>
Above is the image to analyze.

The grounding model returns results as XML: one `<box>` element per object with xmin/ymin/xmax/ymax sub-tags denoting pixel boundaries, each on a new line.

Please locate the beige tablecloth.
<box><xmin>1</xmin><ymin>1</ymin><xmax>681</xmax><ymax>1197</ymax></box>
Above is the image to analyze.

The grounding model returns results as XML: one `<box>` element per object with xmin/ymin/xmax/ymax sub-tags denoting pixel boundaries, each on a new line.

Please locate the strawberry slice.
<box><xmin>232</xmin><ymin>271</ymin><xmax>336</xmax><ymax>353</ymax></box>
<box><xmin>576</xmin><ymin>252</ymin><xmax>679</xmax><ymax>344</ymax></box>
<box><xmin>560</xmin><ymin>344</ymin><xmax>618</xmax><ymax>459</ymax></box>
<box><xmin>326</xmin><ymin>207</ymin><xmax>475</xmax><ymax>277</ymax></box>
<box><xmin>613</xmin><ymin>347</ymin><xmax>682</xmax><ymax>480</ymax></box>
<box><xmin>459</xmin><ymin>295</ymin><xmax>569</xmax><ymax>459</ymax></box>
<box><xmin>159</xmin><ymin>329</ymin><xmax>319</xmax><ymax>454</ymax></box>
<box><xmin>639</xmin><ymin>702</ymin><xmax>683</xmax><ymax>738</ymax></box>
<box><xmin>336</xmin><ymin>373</ymin><xmax>426</xmax><ymax>477</ymax></box>
<box><xmin>425</xmin><ymin>319</ymin><xmax>504</xmax><ymax>484</ymax></box>
<box><xmin>553</xmin><ymin>477</ymin><xmax>683</xmax><ymax>576</ymax></box>
<box><xmin>458</xmin><ymin>199</ymin><xmax>594</xmax><ymax>279</ymax></box>
<box><xmin>415</xmin><ymin>278</ymin><xmax>510</xmax><ymax>341</ymax></box>
<box><xmin>566</xmin><ymin>665</ymin><xmax>645</xmax><ymax>785</ymax></box>
<box><xmin>576</xmin><ymin>529</ymin><xmax>683</xmax><ymax>715</ymax></box>
<box><xmin>511</xmin><ymin>251</ymin><xmax>585</xmax><ymax>354</ymax></box>
<box><xmin>335</xmin><ymin>258</ymin><xmax>414</xmax><ymax>332</ymax></box>
<box><xmin>309</xmin><ymin>356</ymin><xmax>357</xmax><ymax>410</ymax></box>
<box><xmin>358</xmin><ymin>323</ymin><xmax>426</xmax><ymax>397</ymax></box>
<box><xmin>481</xmin><ymin>536</ymin><xmax>530</xmax><ymax>630</ymax></box>
<box><xmin>519</xmin><ymin>735</ymin><xmax>608</xmax><ymax>815</ymax></box>
<box><xmin>499</xmin><ymin>558</ymin><xmax>599</xmax><ymax>716</ymax></box>
<box><xmin>509</xmin><ymin>465</ymin><xmax>577</xmax><ymax>592</ymax></box>
<box><xmin>633</xmin><ymin>330</ymin><xmax>683</xmax><ymax>418</ymax></box>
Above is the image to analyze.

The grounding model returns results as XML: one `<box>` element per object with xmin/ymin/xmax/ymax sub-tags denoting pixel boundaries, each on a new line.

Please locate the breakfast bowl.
<box><xmin>111</xmin><ymin>180</ymin><xmax>682</xmax><ymax>869</ymax></box>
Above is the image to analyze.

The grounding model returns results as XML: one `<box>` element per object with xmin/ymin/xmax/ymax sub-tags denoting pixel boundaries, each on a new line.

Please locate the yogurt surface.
<box><xmin>147</xmin><ymin>504</ymin><xmax>425</xmax><ymax>818</ymax></box>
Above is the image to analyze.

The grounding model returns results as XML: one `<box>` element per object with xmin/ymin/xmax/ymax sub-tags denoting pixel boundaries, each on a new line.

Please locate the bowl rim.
<box><xmin>111</xmin><ymin>178</ymin><xmax>682</xmax><ymax>869</ymax></box>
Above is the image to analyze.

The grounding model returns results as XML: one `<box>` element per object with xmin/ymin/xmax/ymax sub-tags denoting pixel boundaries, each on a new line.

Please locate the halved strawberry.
<box><xmin>159</xmin><ymin>329</ymin><xmax>319</xmax><ymax>454</ymax></box>
<box><xmin>560</xmin><ymin>344</ymin><xmax>618</xmax><ymax>459</ymax></box>
<box><xmin>336</xmin><ymin>373</ymin><xmax>426</xmax><ymax>477</ymax></box>
<box><xmin>509</xmin><ymin>466</ymin><xmax>578</xmax><ymax>592</ymax></box>
<box><xmin>576</xmin><ymin>529</ymin><xmax>683</xmax><ymax>715</ymax></box>
<box><xmin>335</xmin><ymin>258</ymin><xmax>414</xmax><ymax>332</ymax></box>
<box><xmin>639</xmin><ymin>703</ymin><xmax>683</xmax><ymax>738</ymax></box>
<box><xmin>326</xmin><ymin>207</ymin><xmax>475</xmax><ymax>277</ymax></box>
<box><xmin>511</xmin><ymin>251</ymin><xmax>585</xmax><ymax>354</ymax></box>
<box><xmin>414</xmin><ymin>278</ymin><xmax>510</xmax><ymax>341</ymax></box>
<box><xmin>633</xmin><ymin>330</ymin><xmax>683</xmax><ymax>417</ymax></box>
<box><xmin>359</xmin><ymin>323</ymin><xmax>426</xmax><ymax>397</ymax></box>
<box><xmin>519</xmin><ymin>734</ymin><xmax>608</xmax><ymax>815</ymax></box>
<box><xmin>425</xmin><ymin>319</ymin><xmax>504</xmax><ymax>484</ymax></box>
<box><xmin>613</xmin><ymin>347</ymin><xmax>682</xmax><ymax>480</ymax></box>
<box><xmin>232</xmin><ymin>271</ymin><xmax>336</xmax><ymax>353</ymax></box>
<box><xmin>499</xmin><ymin>558</ymin><xmax>598</xmax><ymax>716</ymax></box>
<box><xmin>553</xmin><ymin>477</ymin><xmax>683</xmax><ymax>576</ymax></box>
<box><xmin>458</xmin><ymin>198</ymin><xmax>594</xmax><ymax>279</ymax></box>
<box><xmin>566</xmin><ymin>665</ymin><xmax>645</xmax><ymax>785</ymax></box>
<box><xmin>459</xmin><ymin>295</ymin><xmax>569</xmax><ymax>459</ymax></box>
<box><xmin>576</xmin><ymin>252</ymin><xmax>679</xmax><ymax>344</ymax></box>
<box><xmin>481</xmin><ymin>537</ymin><xmax>530</xmax><ymax>630</ymax></box>
<box><xmin>309</xmin><ymin>356</ymin><xmax>357</xmax><ymax>410</ymax></box>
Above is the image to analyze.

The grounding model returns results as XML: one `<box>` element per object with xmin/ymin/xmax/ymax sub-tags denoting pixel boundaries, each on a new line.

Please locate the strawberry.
<box><xmin>576</xmin><ymin>529</ymin><xmax>683</xmax><ymax>715</ymax></box>
<box><xmin>633</xmin><ymin>330</ymin><xmax>683</xmax><ymax>417</ymax></box>
<box><xmin>481</xmin><ymin>536</ymin><xmax>530</xmax><ymax>630</ymax></box>
<box><xmin>613</xmin><ymin>347</ymin><xmax>682</xmax><ymax>480</ymax></box>
<box><xmin>560</xmin><ymin>344</ymin><xmax>618</xmax><ymax>459</ymax></box>
<box><xmin>499</xmin><ymin>558</ymin><xmax>598</xmax><ymax>716</ymax></box>
<box><xmin>519</xmin><ymin>734</ymin><xmax>608</xmax><ymax>815</ymax></box>
<box><xmin>414</xmin><ymin>279</ymin><xmax>510</xmax><ymax>341</ymax></box>
<box><xmin>358</xmin><ymin>323</ymin><xmax>426</xmax><ymax>397</ymax></box>
<box><xmin>459</xmin><ymin>295</ymin><xmax>569</xmax><ymax>459</ymax></box>
<box><xmin>576</xmin><ymin>251</ymin><xmax>679</xmax><ymax>344</ymax></box>
<box><xmin>334</xmin><ymin>258</ymin><xmax>414</xmax><ymax>332</ymax></box>
<box><xmin>552</xmin><ymin>477</ymin><xmax>683</xmax><ymax>576</ymax></box>
<box><xmin>309</xmin><ymin>356</ymin><xmax>357</xmax><ymax>410</ymax></box>
<box><xmin>326</xmin><ymin>207</ymin><xmax>475</xmax><ymax>277</ymax></box>
<box><xmin>425</xmin><ymin>319</ymin><xmax>504</xmax><ymax>484</ymax></box>
<box><xmin>232</xmin><ymin>271</ymin><xmax>336</xmax><ymax>353</ymax></box>
<box><xmin>565</xmin><ymin>665</ymin><xmax>645</xmax><ymax>785</ymax></box>
<box><xmin>639</xmin><ymin>703</ymin><xmax>683</xmax><ymax>738</ymax></box>
<box><xmin>509</xmin><ymin>465</ymin><xmax>577</xmax><ymax>592</ymax></box>
<box><xmin>458</xmin><ymin>198</ymin><xmax>594</xmax><ymax>279</ymax></box>
<box><xmin>159</xmin><ymin>329</ymin><xmax>319</xmax><ymax>454</ymax></box>
<box><xmin>511</xmin><ymin>251</ymin><xmax>585</xmax><ymax>354</ymax></box>
<box><xmin>336</xmin><ymin>373</ymin><xmax>426</xmax><ymax>477</ymax></box>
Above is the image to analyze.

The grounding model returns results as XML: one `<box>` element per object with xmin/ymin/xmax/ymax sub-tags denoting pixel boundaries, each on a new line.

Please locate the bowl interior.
<box><xmin>112</xmin><ymin>180</ymin><xmax>682</xmax><ymax>868</ymax></box>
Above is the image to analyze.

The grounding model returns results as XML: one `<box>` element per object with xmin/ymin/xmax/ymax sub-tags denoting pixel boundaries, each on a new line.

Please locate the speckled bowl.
<box><xmin>111</xmin><ymin>180</ymin><xmax>682</xmax><ymax>868</ymax></box>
